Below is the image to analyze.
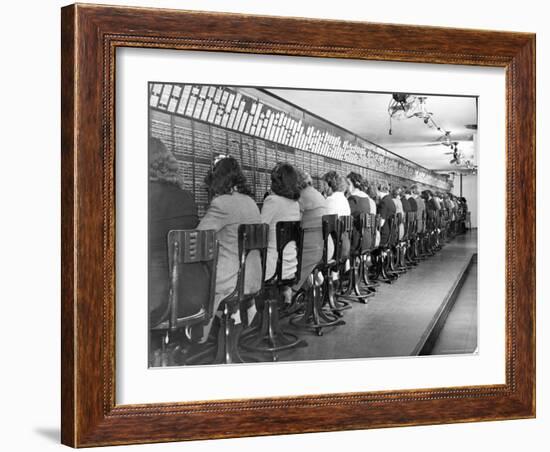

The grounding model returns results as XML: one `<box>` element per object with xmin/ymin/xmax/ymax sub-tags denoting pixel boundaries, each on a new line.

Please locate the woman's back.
<box><xmin>325</xmin><ymin>191</ymin><xmax>351</xmax><ymax>216</ymax></box>
<box><xmin>148</xmin><ymin>181</ymin><xmax>199</xmax><ymax>324</ymax></box>
<box><xmin>261</xmin><ymin>194</ymin><xmax>301</xmax><ymax>280</ymax></box>
<box><xmin>348</xmin><ymin>194</ymin><xmax>371</xmax><ymax>250</ymax></box>
<box><xmin>295</xmin><ymin>186</ymin><xmax>326</xmax><ymax>290</ymax></box>
<box><xmin>393</xmin><ymin>197</ymin><xmax>405</xmax><ymax>239</ymax></box>
<box><xmin>348</xmin><ymin>194</ymin><xmax>371</xmax><ymax>216</ymax></box>
<box><xmin>299</xmin><ymin>186</ymin><xmax>327</xmax><ymax>229</ymax></box>
<box><xmin>378</xmin><ymin>194</ymin><xmax>397</xmax><ymax>245</ymax></box>
<box><xmin>149</xmin><ymin>181</ymin><xmax>198</xmax><ymax>257</ymax></box>
<box><xmin>197</xmin><ymin>192</ymin><xmax>262</xmax><ymax>303</ymax></box>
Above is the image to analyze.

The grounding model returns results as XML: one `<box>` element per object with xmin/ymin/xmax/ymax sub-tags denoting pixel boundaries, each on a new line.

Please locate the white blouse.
<box><xmin>325</xmin><ymin>191</ymin><xmax>351</xmax><ymax>216</ymax></box>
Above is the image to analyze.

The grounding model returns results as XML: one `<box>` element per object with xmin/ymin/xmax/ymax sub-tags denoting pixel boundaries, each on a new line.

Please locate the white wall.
<box><xmin>1</xmin><ymin>1</ymin><xmax>546</xmax><ymax>452</ymax></box>
<box><xmin>453</xmin><ymin>174</ymin><xmax>478</xmax><ymax>228</ymax></box>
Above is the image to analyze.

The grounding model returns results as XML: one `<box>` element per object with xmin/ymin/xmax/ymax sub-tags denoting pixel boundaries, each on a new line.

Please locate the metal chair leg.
<box><xmin>325</xmin><ymin>267</ymin><xmax>352</xmax><ymax>314</ymax></box>
<box><xmin>361</xmin><ymin>255</ymin><xmax>379</xmax><ymax>290</ymax></box>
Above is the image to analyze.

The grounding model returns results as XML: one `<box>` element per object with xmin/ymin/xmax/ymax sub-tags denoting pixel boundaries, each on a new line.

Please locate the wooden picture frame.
<box><xmin>61</xmin><ymin>3</ymin><xmax>535</xmax><ymax>447</ymax></box>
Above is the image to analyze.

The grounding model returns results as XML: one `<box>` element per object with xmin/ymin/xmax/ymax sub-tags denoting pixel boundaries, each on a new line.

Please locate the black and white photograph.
<box><xmin>148</xmin><ymin>83</ymin><xmax>478</xmax><ymax>367</ymax></box>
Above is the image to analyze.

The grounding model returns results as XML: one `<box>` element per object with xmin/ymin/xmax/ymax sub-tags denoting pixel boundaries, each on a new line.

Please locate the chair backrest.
<box><xmin>274</xmin><ymin>221</ymin><xmax>304</xmax><ymax>286</ymax></box>
<box><xmin>440</xmin><ymin>209</ymin><xmax>447</xmax><ymax>225</ymax></box>
<box><xmin>322</xmin><ymin>214</ymin><xmax>339</xmax><ymax>264</ymax></box>
<box><xmin>159</xmin><ymin>229</ymin><xmax>218</xmax><ymax>331</ymax></box>
<box><xmin>388</xmin><ymin>213</ymin><xmax>399</xmax><ymax>246</ymax></box>
<box><xmin>237</xmin><ymin>223</ymin><xmax>269</xmax><ymax>299</ymax></box>
<box><xmin>353</xmin><ymin>213</ymin><xmax>376</xmax><ymax>254</ymax></box>
<box><xmin>374</xmin><ymin>214</ymin><xmax>382</xmax><ymax>247</ymax></box>
<box><xmin>395</xmin><ymin>212</ymin><xmax>404</xmax><ymax>242</ymax></box>
<box><xmin>402</xmin><ymin>211</ymin><xmax>410</xmax><ymax>240</ymax></box>
<box><xmin>421</xmin><ymin>209</ymin><xmax>428</xmax><ymax>232</ymax></box>
<box><xmin>337</xmin><ymin>215</ymin><xmax>353</xmax><ymax>263</ymax></box>
<box><xmin>406</xmin><ymin>211</ymin><xmax>417</xmax><ymax>238</ymax></box>
<box><xmin>426</xmin><ymin>209</ymin><xmax>436</xmax><ymax>231</ymax></box>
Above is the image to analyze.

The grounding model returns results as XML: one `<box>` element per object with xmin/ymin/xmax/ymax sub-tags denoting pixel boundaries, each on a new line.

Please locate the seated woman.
<box><xmin>366</xmin><ymin>183</ymin><xmax>380</xmax><ymax>247</ymax></box>
<box><xmin>366</xmin><ymin>182</ymin><xmax>378</xmax><ymax>215</ymax></box>
<box><xmin>323</xmin><ymin>171</ymin><xmax>351</xmax><ymax>216</ymax></box>
<box><xmin>322</xmin><ymin>171</ymin><xmax>351</xmax><ymax>270</ymax></box>
<box><xmin>196</xmin><ymin>156</ymin><xmax>262</xmax><ymax>340</ymax></box>
<box><xmin>403</xmin><ymin>187</ymin><xmax>417</xmax><ymax>233</ymax></box>
<box><xmin>377</xmin><ymin>182</ymin><xmax>396</xmax><ymax>246</ymax></box>
<box><xmin>293</xmin><ymin>170</ymin><xmax>327</xmax><ymax>292</ymax></box>
<box><xmin>261</xmin><ymin>163</ymin><xmax>301</xmax><ymax>303</ymax></box>
<box><xmin>148</xmin><ymin>137</ymin><xmax>199</xmax><ymax>328</ymax></box>
<box><xmin>392</xmin><ymin>186</ymin><xmax>405</xmax><ymax>240</ymax></box>
<box><xmin>346</xmin><ymin>172</ymin><xmax>371</xmax><ymax>251</ymax></box>
<box><xmin>422</xmin><ymin>190</ymin><xmax>438</xmax><ymax>231</ymax></box>
<box><xmin>411</xmin><ymin>185</ymin><xmax>425</xmax><ymax>234</ymax></box>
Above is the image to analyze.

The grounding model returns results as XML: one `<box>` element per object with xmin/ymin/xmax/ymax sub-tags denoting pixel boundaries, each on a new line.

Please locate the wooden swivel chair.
<box><xmin>241</xmin><ymin>221</ymin><xmax>308</xmax><ymax>361</ymax></box>
<box><xmin>417</xmin><ymin>209</ymin><xmax>425</xmax><ymax>257</ymax></box>
<box><xmin>440</xmin><ymin>209</ymin><xmax>448</xmax><ymax>244</ymax></box>
<box><xmin>374</xmin><ymin>214</ymin><xmax>399</xmax><ymax>283</ymax></box>
<box><xmin>187</xmin><ymin>223</ymin><xmax>270</xmax><ymax>365</ymax></box>
<box><xmin>425</xmin><ymin>209</ymin><xmax>437</xmax><ymax>254</ymax></box>
<box><xmin>290</xmin><ymin>214</ymin><xmax>346</xmax><ymax>336</ymax></box>
<box><xmin>391</xmin><ymin>212</ymin><xmax>408</xmax><ymax>274</ymax></box>
<box><xmin>417</xmin><ymin>210</ymin><xmax>430</xmax><ymax>259</ymax></box>
<box><xmin>340</xmin><ymin>213</ymin><xmax>375</xmax><ymax>303</ymax></box>
<box><xmin>405</xmin><ymin>211</ymin><xmax>419</xmax><ymax>266</ymax></box>
<box><xmin>361</xmin><ymin>213</ymin><xmax>380</xmax><ymax>289</ymax></box>
<box><xmin>149</xmin><ymin>229</ymin><xmax>218</xmax><ymax>367</ymax></box>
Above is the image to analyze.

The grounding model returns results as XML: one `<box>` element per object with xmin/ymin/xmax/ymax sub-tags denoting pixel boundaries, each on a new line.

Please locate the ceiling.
<box><xmin>266</xmin><ymin>88</ymin><xmax>478</xmax><ymax>172</ymax></box>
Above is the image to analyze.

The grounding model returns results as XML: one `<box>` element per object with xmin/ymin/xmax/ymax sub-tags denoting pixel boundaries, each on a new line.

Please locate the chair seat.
<box><xmin>151</xmin><ymin>307</ymin><xmax>207</xmax><ymax>331</ymax></box>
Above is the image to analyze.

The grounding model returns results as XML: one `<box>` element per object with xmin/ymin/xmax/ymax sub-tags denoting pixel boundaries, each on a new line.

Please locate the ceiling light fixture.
<box><xmin>388</xmin><ymin>93</ymin><xmax>444</xmax><ymax>135</ymax></box>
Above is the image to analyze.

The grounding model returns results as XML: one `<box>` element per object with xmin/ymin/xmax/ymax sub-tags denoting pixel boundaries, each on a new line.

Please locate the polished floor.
<box><xmin>431</xmin><ymin>258</ymin><xmax>478</xmax><ymax>355</ymax></box>
<box><xmin>273</xmin><ymin>230</ymin><xmax>478</xmax><ymax>363</ymax></box>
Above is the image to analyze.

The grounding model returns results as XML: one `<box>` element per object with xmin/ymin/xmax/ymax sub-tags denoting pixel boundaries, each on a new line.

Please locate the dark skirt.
<box><xmin>293</xmin><ymin>227</ymin><xmax>323</xmax><ymax>291</ymax></box>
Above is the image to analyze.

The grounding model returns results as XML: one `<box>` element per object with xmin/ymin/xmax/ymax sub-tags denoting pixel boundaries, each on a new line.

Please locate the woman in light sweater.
<box><xmin>322</xmin><ymin>170</ymin><xmax>351</xmax><ymax>266</ymax></box>
<box><xmin>294</xmin><ymin>170</ymin><xmax>327</xmax><ymax>291</ymax></box>
<box><xmin>196</xmin><ymin>157</ymin><xmax>262</xmax><ymax>340</ymax></box>
<box><xmin>261</xmin><ymin>163</ymin><xmax>302</xmax><ymax>303</ymax></box>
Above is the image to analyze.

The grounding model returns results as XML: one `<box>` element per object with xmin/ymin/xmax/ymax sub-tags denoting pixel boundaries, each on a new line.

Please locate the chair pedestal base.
<box><xmin>361</xmin><ymin>256</ymin><xmax>380</xmax><ymax>291</ymax></box>
<box><xmin>373</xmin><ymin>249</ymin><xmax>398</xmax><ymax>284</ymax></box>
<box><xmin>185</xmin><ymin>306</ymin><xmax>260</xmax><ymax>365</ymax></box>
<box><xmin>325</xmin><ymin>269</ymin><xmax>352</xmax><ymax>314</ymax></box>
<box><xmin>241</xmin><ymin>297</ymin><xmax>307</xmax><ymax>362</ymax></box>
<box><xmin>290</xmin><ymin>279</ymin><xmax>345</xmax><ymax>336</ymax></box>
<box><xmin>338</xmin><ymin>257</ymin><xmax>374</xmax><ymax>304</ymax></box>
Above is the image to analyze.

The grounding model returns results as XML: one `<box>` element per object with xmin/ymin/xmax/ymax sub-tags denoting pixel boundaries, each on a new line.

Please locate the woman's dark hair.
<box><xmin>377</xmin><ymin>181</ymin><xmax>390</xmax><ymax>193</ymax></box>
<box><xmin>366</xmin><ymin>183</ymin><xmax>378</xmax><ymax>200</ymax></box>
<box><xmin>296</xmin><ymin>169</ymin><xmax>313</xmax><ymax>190</ymax></box>
<box><xmin>322</xmin><ymin>171</ymin><xmax>347</xmax><ymax>193</ymax></box>
<box><xmin>421</xmin><ymin>190</ymin><xmax>433</xmax><ymax>200</ymax></box>
<box><xmin>204</xmin><ymin>156</ymin><xmax>252</xmax><ymax>197</ymax></box>
<box><xmin>391</xmin><ymin>186</ymin><xmax>401</xmax><ymax>198</ymax></box>
<box><xmin>347</xmin><ymin>172</ymin><xmax>365</xmax><ymax>191</ymax></box>
<box><xmin>270</xmin><ymin>162</ymin><xmax>300</xmax><ymax>200</ymax></box>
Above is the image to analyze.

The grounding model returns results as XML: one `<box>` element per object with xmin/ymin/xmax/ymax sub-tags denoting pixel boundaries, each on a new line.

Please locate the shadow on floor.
<box><xmin>34</xmin><ymin>427</ymin><xmax>60</xmax><ymax>443</ymax></box>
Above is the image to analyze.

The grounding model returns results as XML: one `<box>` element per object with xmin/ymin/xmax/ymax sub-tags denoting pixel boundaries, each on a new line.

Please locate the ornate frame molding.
<box><xmin>61</xmin><ymin>4</ymin><xmax>535</xmax><ymax>447</ymax></box>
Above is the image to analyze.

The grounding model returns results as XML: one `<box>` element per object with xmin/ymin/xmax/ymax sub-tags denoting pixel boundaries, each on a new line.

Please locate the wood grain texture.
<box><xmin>60</xmin><ymin>3</ymin><xmax>536</xmax><ymax>447</ymax></box>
